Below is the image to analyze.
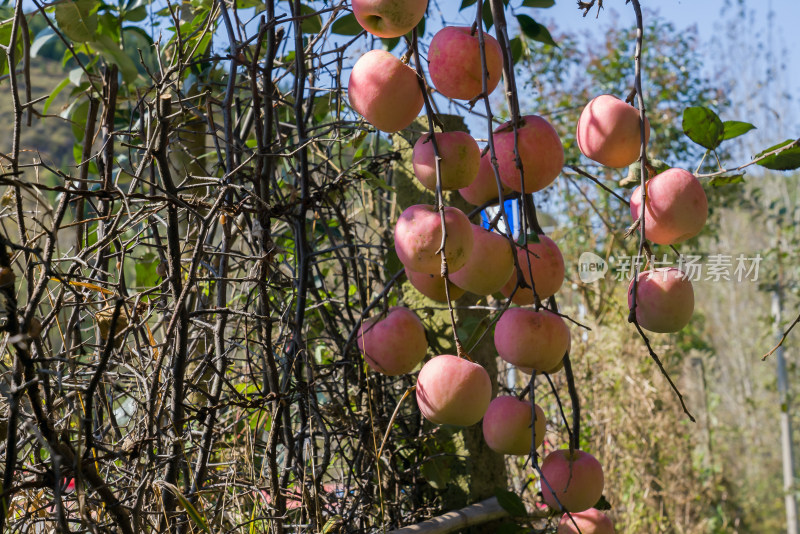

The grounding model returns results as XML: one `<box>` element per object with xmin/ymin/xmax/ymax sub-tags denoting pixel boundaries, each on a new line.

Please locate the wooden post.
<box><xmin>773</xmin><ymin>288</ymin><xmax>799</xmax><ymax>534</ymax></box>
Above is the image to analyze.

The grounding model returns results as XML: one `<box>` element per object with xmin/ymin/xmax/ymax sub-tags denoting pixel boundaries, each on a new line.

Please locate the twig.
<box><xmin>411</xmin><ymin>29</ymin><xmax>465</xmax><ymax>357</ymax></box>
<box><xmin>626</xmin><ymin>0</ymin><xmax>694</xmax><ymax>423</ymax></box>
<box><xmin>762</xmin><ymin>309</ymin><xmax>800</xmax><ymax>361</ymax></box>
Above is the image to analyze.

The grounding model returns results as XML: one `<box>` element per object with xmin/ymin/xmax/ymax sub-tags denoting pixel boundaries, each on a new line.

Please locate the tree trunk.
<box><xmin>392</xmin><ymin>116</ymin><xmax>508</xmax><ymax>520</ymax></box>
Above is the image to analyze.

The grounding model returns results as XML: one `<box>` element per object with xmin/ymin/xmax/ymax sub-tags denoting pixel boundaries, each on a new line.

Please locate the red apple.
<box><xmin>459</xmin><ymin>152</ymin><xmax>513</xmax><ymax>206</ymax></box>
<box><xmin>629</xmin><ymin>168</ymin><xmax>708</xmax><ymax>245</ymax></box>
<box><xmin>416</xmin><ymin>354</ymin><xmax>492</xmax><ymax>426</ymax></box>
<box><xmin>482</xmin><ymin>396</ymin><xmax>545</xmax><ymax>455</ymax></box>
<box><xmin>348</xmin><ymin>50</ymin><xmax>423</xmax><ymax>133</ymax></box>
<box><xmin>450</xmin><ymin>225</ymin><xmax>514</xmax><ymax>296</ymax></box>
<box><xmin>493</xmin><ymin>115</ymin><xmax>564</xmax><ymax>193</ymax></box>
<box><xmin>558</xmin><ymin>508</ymin><xmax>615</xmax><ymax>534</ymax></box>
<box><xmin>351</xmin><ymin>0</ymin><xmax>428</xmax><ymax>38</ymax></box>
<box><xmin>541</xmin><ymin>449</ymin><xmax>605</xmax><ymax>513</ymax></box>
<box><xmin>428</xmin><ymin>26</ymin><xmax>503</xmax><ymax>101</ymax></box>
<box><xmin>501</xmin><ymin>235</ymin><xmax>565</xmax><ymax>305</ymax></box>
<box><xmin>518</xmin><ymin>334</ymin><xmax>569</xmax><ymax>375</ymax></box>
<box><xmin>577</xmin><ymin>94</ymin><xmax>650</xmax><ymax>168</ymax></box>
<box><xmin>494</xmin><ymin>308</ymin><xmax>569</xmax><ymax>372</ymax></box>
<box><xmin>394</xmin><ymin>204</ymin><xmax>473</xmax><ymax>275</ymax></box>
<box><xmin>357</xmin><ymin>307</ymin><xmax>428</xmax><ymax>375</ymax></box>
<box><xmin>406</xmin><ymin>268</ymin><xmax>465</xmax><ymax>302</ymax></box>
<box><xmin>412</xmin><ymin>131</ymin><xmax>480</xmax><ymax>191</ymax></box>
<box><xmin>628</xmin><ymin>268</ymin><xmax>694</xmax><ymax>333</ymax></box>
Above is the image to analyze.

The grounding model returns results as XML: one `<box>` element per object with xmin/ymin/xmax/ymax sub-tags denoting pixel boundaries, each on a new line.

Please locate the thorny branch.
<box><xmin>626</xmin><ymin>0</ymin><xmax>695</xmax><ymax>423</ymax></box>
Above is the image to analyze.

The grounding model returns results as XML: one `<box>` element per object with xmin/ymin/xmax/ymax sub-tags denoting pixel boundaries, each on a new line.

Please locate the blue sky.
<box><xmin>490</xmin><ymin>0</ymin><xmax>796</xmax><ymax>100</ymax></box>
<box><xmin>415</xmin><ymin>0</ymin><xmax>799</xmax><ymax>150</ymax></box>
<box><xmin>545</xmin><ymin>0</ymin><xmax>800</xmax><ymax>95</ymax></box>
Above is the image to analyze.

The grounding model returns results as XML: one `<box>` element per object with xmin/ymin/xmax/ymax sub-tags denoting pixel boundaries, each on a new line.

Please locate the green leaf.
<box><xmin>0</xmin><ymin>17</ymin><xmax>24</xmax><ymax>73</ymax></box>
<box><xmin>31</xmin><ymin>28</ymin><xmax>57</xmax><ymax>58</ymax></box>
<box><xmin>0</xmin><ymin>22</ymin><xmax>11</xmax><ymax>76</ymax></box>
<box><xmin>68</xmin><ymin>99</ymin><xmax>90</xmax><ymax>141</ymax></box>
<box><xmin>482</xmin><ymin>0</ymin><xmax>493</xmax><ymax>30</ymax></box>
<box><xmin>54</xmin><ymin>0</ymin><xmax>98</xmax><ymax>42</ymax></box>
<box><xmin>90</xmin><ymin>35</ymin><xmax>138</xmax><ymax>83</ymax></box>
<box><xmin>299</xmin><ymin>4</ymin><xmax>322</xmax><ymax>34</ymax></box>
<box><xmin>68</xmin><ymin>67</ymin><xmax>84</xmax><ymax>87</ymax></box>
<box><xmin>721</xmin><ymin>120</ymin><xmax>756</xmax><ymax>141</ymax></box>
<box><xmin>524</xmin><ymin>232</ymin><xmax>540</xmax><ymax>243</ymax></box>
<box><xmin>155</xmin><ymin>481</ymin><xmax>210</xmax><ymax>532</ymax></box>
<box><xmin>135</xmin><ymin>253</ymin><xmax>161</xmax><ymax>291</ymax></box>
<box><xmin>682</xmin><ymin>106</ymin><xmax>723</xmax><ymax>150</ymax></box>
<box><xmin>494</xmin><ymin>489</ymin><xmax>527</xmax><ymax>517</ymax></box>
<box><xmin>350</xmin><ymin>129</ymin><xmax>368</xmax><ymax>150</ymax></box>
<box><xmin>331</xmin><ymin>13</ymin><xmax>362</xmax><ymax>35</ymax></box>
<box><xmin>460</xmin><ymin>0</ymin><xmax>477</xmax><ymax>9</ymax></box>
<box><xmin>72</xmin><ymin>143</ymin><xmax>83</xmax><ymax>167</ymax></box>
<box><xmin>313</xmin><ymin>95</ymin><xmax>332</xmax><ymax>122</ymax></box>
<box><xmin>593</xmin><ymin>494</ymin><xmax>612</xmax><ymax>510</ymax></box>
<box><xmin>509</xmin><ymin>36</ymin><xmax>523</xmax><ymax>64</ymax></box>
<box><xmin>381</xmin><ymin>37</ymin><xmax>399</xmax><ymax>51</ymax></box>
<box><xmin>237</xmin><ymin>0</ymin><xmax>266</xmax><ymax>10</ymax></box>
<box><xmin>708</xmin><ymin>173</ymin><xmax>745</xmax><ymax>187</ymax></box>
<box><xmin>44</xmin><ymin>77</ymin><xmax>71</xmax><ymax>115</ymax></box>
<box><xmin>522</xmin><ymin>0</ymin><xmax>555</xmax><ymax>7</ymax></box>
<box><xmin>464</xmin><ymin>315</ymin><xmax>492</xmax><ymax>353</ymax></box>
<box><xmin>516</xmin><ymin>15</ymin><xmax>557</xmax><ymax>46</ymax></box>
<box><xmin>124</xmin><ymin>0</ymin><xmax>146</xmax><ymax>12</ymax></box>
<box><xmin>755</xmin><ymin>139</ymin><xmax>800</xmax><ymax>171</ymax></box>
<box><xmin>322</xmin><ymin>516</ymin><xmax>344</xmax><ymax>534</ymax></box>
<box><xmin>385</xmin><ymin>248</ymin><xmax>402</xmax><ymax>275</ymax></box>
<box><xmin>622</xmin><ymin>157</ymin><xmax>671</xmax><ymax>188</ymax></box>
<box><xmin>421</xmin><ymin>454</ymin><xmax>451</xmax><ymax>490</ymax></box>
<box><xmin>360</xmin><ymin>170</ymin><xmax>393</xmax><ymax>192</ymax></box>
<box><xmin>123</xmin><ymin>5</ymin><xmax>148</xmax><ymax>22</ymax></box>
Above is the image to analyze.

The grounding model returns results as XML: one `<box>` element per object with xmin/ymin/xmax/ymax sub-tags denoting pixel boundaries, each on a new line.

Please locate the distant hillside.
<box><xmin>1</xmin><ymin>58</ymin><xmax>76</xmax><ymax>172</ymax></box>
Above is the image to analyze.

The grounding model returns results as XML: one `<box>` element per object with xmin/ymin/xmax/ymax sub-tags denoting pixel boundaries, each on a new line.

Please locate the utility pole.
<box><xmin>773</xmin><ymin>287</ymin><xmax>799</xmax><ymax>534</ymax></box>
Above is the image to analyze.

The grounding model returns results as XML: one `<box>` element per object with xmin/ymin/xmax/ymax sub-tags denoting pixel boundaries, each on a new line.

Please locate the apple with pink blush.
<box><xmin>428</xmin><ymin>26</ymin><xmax>503</xmax><ymax>101</ymax></box>
<box><xmin>351</xmin><ymin>0</ymin><xmax>428</xmax><ymax>38</ymax></box>
<box><xmin>348</xmin><ymin>50</ymin><xmax>423</xmax><ymax>133</ymax></box>
<box><xmin>412</xmin><ymin>131</ymin><xmax>480</xmax><ymax>191</ymax></box>
<box><xmin>394</xmin><ymin>204</ymin><xmax>473</xmax><ymax>275</ymax></box>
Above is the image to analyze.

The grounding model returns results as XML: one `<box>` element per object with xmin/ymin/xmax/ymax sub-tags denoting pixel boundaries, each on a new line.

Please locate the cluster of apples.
<box><xmin>346</xmin><ymin>0</ymin><xmax>426</xmax><ymax>132</ymax></box>
<box><xmin>576</xmin><ymin>95</ymin><xmax>708</xmax><ymax>333</ymax></box>
<box><xmin>347</xmin><ymin>0</ymin><xmax>506</xmax><ymax>134</ymax></box>
<box><xmin>358</xmin><ymin>306</ymin><xmax>611</xmax><ymax>523</ymax></box>
<box><xmin>359</xmin><ymin>131</ymin><xmax>608</xmax><ymax>524</ymax></box>
<box><xmin>348</xmin><ymin>2</ymin><xmax>613</xmax><ymax>525</ymax></box>
<box><xmin>372</xmin><ymin>140</ymin><xmax>569</xmax><ymax>431</ymax></box>
<box><xmin>348</xmin><ymin>0</ymin><xmax>569</xmax><ymax>170</ymax></box>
